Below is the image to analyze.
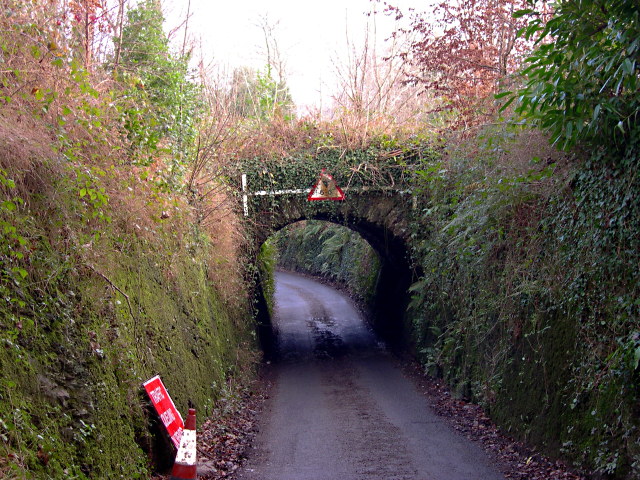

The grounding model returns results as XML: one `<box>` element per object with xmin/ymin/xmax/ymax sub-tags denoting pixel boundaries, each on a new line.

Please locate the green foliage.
<box><xmin>239</xmin><ymin>142</ymin><xmax>433</xmax><ymax>193</ymax></box>
<box><xmin>76</xmin><ymin>167</ymin><xmax>111</xmax><ymax>226</ymax></box>
<box><xmin>253</xmin><ymin>66</ymin><xmax>294</xmax><ymax>121</ymax></box>
<box><xmin>0</xmin><ymin>1</ymin><xmax>257</xmax><ymax>477</ymax></box>
<box><xmin>274</xmin><ymin>221</ymin><xmax>381</xmax><ymax>308</ymax></box>
<box><xmin>407</xmin><ymin>133</ymin><xmax>640</xmax><ymax>477</ymax></box>
<box><xmin>548</xmin><ymin>149</ymin><xmax>640</xmax><ymax>475</ymax></box>
<box><xmin>116</xmin><ymin>0</ymin><xmax>202</xmax><ymax>183</ymax></box>
<box><xmin>257</xmin><ymin>238</ymin><xmax>278</xmax><ymax>315</ymax></box>
<box><xmin>506</xmin><ymin>0</ymin><xmax>640</xmax><ymax>154</ymax></box>
<box><xmin>228</xmin><ymin>66</ymin><xmax>294</xmax><ymax>121</ymax></box>
<box><xmin>0</xmin><ymin>170</ymin><xmax>30</xmax><ymax>340</ymax></box>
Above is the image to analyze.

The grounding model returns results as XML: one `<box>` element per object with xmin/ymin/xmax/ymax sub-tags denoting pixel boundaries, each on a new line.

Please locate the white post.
<box><xmin>241</xmin><ymin>174</ymin><xmax>248</xmax><ymax>217</ymax></box>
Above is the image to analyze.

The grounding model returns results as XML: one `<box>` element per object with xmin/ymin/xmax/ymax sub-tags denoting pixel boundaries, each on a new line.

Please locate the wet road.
<box><xmin>237</xmin><ymin>271</ymin><xmax>505</xmax><ymax>480</ymax></box>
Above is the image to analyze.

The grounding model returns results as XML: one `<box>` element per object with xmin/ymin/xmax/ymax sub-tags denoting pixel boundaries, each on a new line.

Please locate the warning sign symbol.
<box><xmin>307</xmin><ymin>169</ymin><xmax>346</xmax><ymax>201</ymax></box>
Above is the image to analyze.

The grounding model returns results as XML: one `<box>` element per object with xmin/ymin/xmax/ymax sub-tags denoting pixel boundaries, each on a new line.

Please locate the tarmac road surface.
<box><xmin>236</xmin><ymin>270</ymin><xmax>506</xmax><ymax>480</ymax></box>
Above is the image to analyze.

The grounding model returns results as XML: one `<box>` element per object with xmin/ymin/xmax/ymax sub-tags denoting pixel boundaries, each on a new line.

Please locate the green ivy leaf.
<box><xmin>494</xmin><ymin>91</ymin><xmax>513</xmax><ymax>99</ymax></box>
<box><xmin>513</xmin><ymin>8</ymin><xmax>534</xmax><ymax>18</ymax></box>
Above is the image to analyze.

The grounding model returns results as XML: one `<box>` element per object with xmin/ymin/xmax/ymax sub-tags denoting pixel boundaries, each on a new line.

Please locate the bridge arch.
<box><xmin>233</xmin><ymin>150</ymin><xmax>434</xmax><ymax>356</ymax></box>
<box><xmin>249</xmin><ymin>188</ymin><xmax>418</xmax><ymax>356</ymax></box>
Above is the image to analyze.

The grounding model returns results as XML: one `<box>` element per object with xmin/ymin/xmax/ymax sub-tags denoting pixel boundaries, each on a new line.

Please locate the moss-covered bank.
<box><xmin>273</xmin><ymin>221</ymin><xmax>381</xmax><ymax>310</ymax></box>
<box><xmin>407</xmin><ymin>132</ymin><xmax>640</xmax><ymax>478</ymax></box>
<box><xmin>0</xmin><ymin>155</ymin><xmax>255</xmax><ymax>478</ymax></box>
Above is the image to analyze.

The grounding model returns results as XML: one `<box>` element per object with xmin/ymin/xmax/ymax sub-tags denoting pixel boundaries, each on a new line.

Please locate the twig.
<box><xmin>197</xmin><ymin>446</ymin><xmax>216</xmax><ymax>461</ymax></box>
<box><xmin>85</xmin><ymin>263</ymin><xmax>135</xmax><ymax>319</ymax></box>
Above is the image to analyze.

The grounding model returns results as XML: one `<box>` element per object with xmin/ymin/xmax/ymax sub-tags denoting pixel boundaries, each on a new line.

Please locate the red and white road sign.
<box><xmin>143</xmin><ymin>375</ymin><xmax>184</xmax><ymax>448</ymax></box>
<box><xmin>308</xmin><ymin>168</ymin><xmax>345</xmax><ymax>201</ymax></box>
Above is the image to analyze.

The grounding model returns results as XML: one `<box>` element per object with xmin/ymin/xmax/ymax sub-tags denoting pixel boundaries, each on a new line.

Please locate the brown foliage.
<box><xmin>381</xmin><ymin>0</ymin><xmax>539</xmax><ymax>124</ymax></box>
<box><xmin>327</xmin><ymin>9</ymin><xmax>442</xmax><ymax>147</ymax></box>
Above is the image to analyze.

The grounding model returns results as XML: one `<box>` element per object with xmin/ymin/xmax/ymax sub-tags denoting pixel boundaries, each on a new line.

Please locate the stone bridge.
<box><xmin>233</xmin><ymin>151</ymin><xmax>427</xmax><ymax>351</ymax></box>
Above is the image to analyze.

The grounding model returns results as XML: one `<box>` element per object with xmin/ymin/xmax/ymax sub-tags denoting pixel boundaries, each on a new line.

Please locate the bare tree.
<box><xmin>112</xmin><ymin>0</ymin><xmax>127</xmax><ymax>69</ymax></box>
<box><xmin>255</xmin><ymin>16</ymin><xmax>288</xmax><ymax>86</ymax></box>
<box><xmin>184</xmin><ymin>64</ymin><xmax>247</xmax><ymax>225</ymax></box>
<box><xmin>330</xmin><ymin>6</ymin><xmax>437</xmax><ymax>146</ymax></box>
<box><xmin>253</xmin><ymin>15</ymin><xmax>294</xmax><ymax>120</ymax></box>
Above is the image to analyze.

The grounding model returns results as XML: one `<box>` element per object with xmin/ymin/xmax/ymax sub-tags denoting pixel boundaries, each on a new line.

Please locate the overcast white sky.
<box><xmin>163</xmin><ymin>0</ymin><xmax>413</xmax><ymax>112</ymax></box>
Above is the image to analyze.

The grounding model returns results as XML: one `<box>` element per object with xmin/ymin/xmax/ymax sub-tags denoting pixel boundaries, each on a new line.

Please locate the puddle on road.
<box><xmin>311</xmin><ymin>315</ymin><xmax>336</xmax><ymax>327</ymax></box>
<box><xmin>307</xmin><ymin>318</ymin><xmax>347</xmax><ymax>359</ymax></box>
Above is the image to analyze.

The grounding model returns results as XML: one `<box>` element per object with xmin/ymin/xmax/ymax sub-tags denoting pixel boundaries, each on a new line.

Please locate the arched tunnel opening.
<box><xmin>253</xmin><ymin>217</ymin><xmax>416</xmax><ymax>360</ymax></box>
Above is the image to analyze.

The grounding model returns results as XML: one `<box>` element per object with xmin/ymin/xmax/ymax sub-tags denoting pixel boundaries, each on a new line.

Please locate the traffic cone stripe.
<box><xmin>170</xmin><ymin>463</ymin><xmax>196</xmax><ymax>479</ymax></box>
<box><xmin>170</xmin><ymin>408</ymin><xmax>197</xmax><ymax>480</ymax></box>
<box><xmin>175</xmin><ymin>429</ymin><xmax>196</xmax><ymax>464</ymax></box>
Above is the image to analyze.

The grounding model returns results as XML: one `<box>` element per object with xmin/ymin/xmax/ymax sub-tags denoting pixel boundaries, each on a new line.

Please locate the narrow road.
<box><xmin>237</xmin><ymin>271</ymin><xmax>506</xmax><ymax>480</ymax></box>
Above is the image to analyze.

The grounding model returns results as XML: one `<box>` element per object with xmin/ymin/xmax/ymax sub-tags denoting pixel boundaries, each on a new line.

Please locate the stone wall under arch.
<box><xmin>249</xmin><ymin>190</ymin><xmax>418</xmax><ymax>355</ymax></box>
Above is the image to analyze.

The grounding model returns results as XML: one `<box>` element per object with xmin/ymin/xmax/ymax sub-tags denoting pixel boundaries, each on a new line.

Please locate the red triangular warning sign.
<box><xmin>308</xmin><ymin>169</ymin><xmax>345</xmax><ymax>201</ymax></box>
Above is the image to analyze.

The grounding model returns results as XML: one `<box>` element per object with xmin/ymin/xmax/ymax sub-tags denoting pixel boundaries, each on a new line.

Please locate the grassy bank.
<box><xmin>0</xmin><ymin>141</ymin><xmax>256</xmax><ymax>478</ymax></box>
<box><xmin>0</xmin><ymin>136</ymin><xmax>256</xmax><ymax>478</ymax></box>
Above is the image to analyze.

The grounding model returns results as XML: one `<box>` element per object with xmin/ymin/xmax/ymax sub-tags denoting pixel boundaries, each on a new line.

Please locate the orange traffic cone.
<box><xmin>170</xmin><ymin>408</ymin><xmax>197</xmax><ymax>480</ymax></box>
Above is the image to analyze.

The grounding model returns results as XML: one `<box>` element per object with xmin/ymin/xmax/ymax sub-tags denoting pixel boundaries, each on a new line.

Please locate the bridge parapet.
<box><xmin>230</xmin><ymin>147</ymin><xmax>437</xmax><ymax>348</ymax></box>
<box><xmin>232</xmin><ymin>149</ymin><xmax>429</xmax><ymax>247</ymax></box>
